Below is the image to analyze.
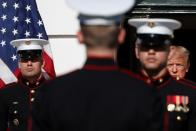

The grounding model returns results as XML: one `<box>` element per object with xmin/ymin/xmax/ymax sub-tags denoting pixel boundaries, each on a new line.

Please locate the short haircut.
<box><xmin>80</xmin><ymin>25</ymin><xmax>120</xmax><ymax>49</ymax></box>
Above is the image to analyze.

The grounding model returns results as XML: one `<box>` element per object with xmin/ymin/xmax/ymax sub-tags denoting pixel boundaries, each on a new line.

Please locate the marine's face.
<box><xmin>167</xmin><ymin>55</ymin><xmax>189</xmax><ymax>79</ymax></box>
<box><xmin>19</xmin><ymin>58</ymin><xmax>43</xmax><ymax>79</ymax></box>
<box><xmin>136</xmin><ymin>45</ymin><xmax>170</xmax><ymax>72</ymax></box>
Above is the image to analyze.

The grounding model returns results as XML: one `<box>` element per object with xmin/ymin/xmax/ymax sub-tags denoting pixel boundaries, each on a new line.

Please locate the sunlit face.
<box><xmin>167</xmin><ymin>55</ymin><xmax>189</xmax><ymax>79</ymax></box>
<box><xmin>19</xmin><ymin>58</ymin><xmax>43</xmax><ymax>79</ymax></box>
<box><xmin>135</xmin><ymin>45</ymin><xmax>170</xmax><ymax>72</ymax></box>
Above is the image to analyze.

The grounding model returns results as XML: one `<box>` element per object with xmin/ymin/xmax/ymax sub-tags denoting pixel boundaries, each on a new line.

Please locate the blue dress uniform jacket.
<box><xmin>32</xmin><ymin>57</ymin><xmax>163</xmax><ymax>131</ymax></box>
<box><xmin>0</xmin><ymin>77</ymin><xmax>46</xmax><ymax>131</ymax></box>
<box><xmin>141</xmin><ymin>73</ymin><xmax>196</xmax><ymax>131</ymax></box>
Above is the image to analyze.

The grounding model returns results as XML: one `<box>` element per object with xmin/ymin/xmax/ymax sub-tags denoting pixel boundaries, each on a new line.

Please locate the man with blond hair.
<box><xmin>167</xmin><ymin>45</ymin><xmax>190</xmax><ymax>79</ymax></box>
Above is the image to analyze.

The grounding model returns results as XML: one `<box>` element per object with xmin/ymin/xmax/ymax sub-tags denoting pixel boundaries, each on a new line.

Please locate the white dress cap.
<box><xmin>66</xmin><ymin>0</ymin><xmax>135</xmax><ymax>16</ymax></box>
<box><xmin>128</xmin><ymin>18</ymin><xmax>181</xmax><ymax>36</ymax></box>
<box><xmin>10</xmin><ymin>38</ymin><xmax>48</xmax><ymax>51</ymax></box>
<box><xmin>66</xmin><ymin>0</ymin><xmax>135</xmax><ymax>25</ymax></box>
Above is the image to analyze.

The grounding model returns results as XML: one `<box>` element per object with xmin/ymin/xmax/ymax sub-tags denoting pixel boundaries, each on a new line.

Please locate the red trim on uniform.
<box><xmin>27</xmin><ymin>89</ymin><xmax>33</xmax><ymax>131</ymax></box>
<box><xmin>19</xmin><ymin>76</ymin><xmax>46</xmax><ymax>90</ymax></box>
<box><xmin>181</xmin><ymin>78</ymin><xmax>196</xmax><ymax>84</ymax></box>
<box><xmin>175</xmin><ymin>78</ymin><xmax>196</xmax><ymax>89</ymax></box>
<box><xmin>138</xmin><ymin>70</ymin><xmax>151</xmax><ymax>81</ymax></box>
<box><xmin>180</xmin><ymin>78</ymin><xmax>196</xmax><ymax>87</ymax></box>
<box><xmin>27</xmin><ymin>116</ymin><xmax>32</xmax><ymax>131</ymax></box>
<box><xmin>83</xmin><ymin>65</ymin><xmax>118</xmax><ymax>71</ymax></box>
<box><xmin>163</xmin><ymin>112</ymin><xmax>169</xmax><ymax>131</ymax></box>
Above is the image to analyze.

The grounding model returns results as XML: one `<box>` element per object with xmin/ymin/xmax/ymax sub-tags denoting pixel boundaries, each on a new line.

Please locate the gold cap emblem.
<box><xmin>148</xmin><ymin>22</ymin><xmax>155</xmax><ymax>28</ymax></box>
<box><xmin>25</xmin><ymin>41</ymin><xmax>31</xmax><ymax>45</ymax></box>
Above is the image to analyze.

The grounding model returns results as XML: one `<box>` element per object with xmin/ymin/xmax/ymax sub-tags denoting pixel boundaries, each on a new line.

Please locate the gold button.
<box><xmin>159</xmin><ymin>78</ymin><xmax>163</xmax><ymax>83</ymax></box>
<box><xmin>176</xmin><ymin>76</ymin><xmax>180</xmax><ymax>80</ymax></box>
<box><xmin>26</xmin><ymin>82</ymin><xmax>29</xmax><ymax>86</ymax></box>
<box><xmin>36</xmin><ymin>82</ymin><xmax>39</xmax><ymax>86</ymax></box>
<box><xmin>31</xmin><ymin>90</ymin><xmax>35</xmax><ymax>94</ymax></box>
<box><xmin>177</xmin><ymin>116</ymin><xmax>181</xmax><ymax>121</ymax></box>
<box><xmin>31</xmin><ymin>98</ymin><xmax>35</xmax><ymax>102</ymax></box>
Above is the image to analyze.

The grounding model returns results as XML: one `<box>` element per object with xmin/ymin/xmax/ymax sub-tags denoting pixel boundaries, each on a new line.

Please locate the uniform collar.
<box><xmin>139</xmin><ymin>70</ymin><xmax>171</xmax><ymax>86</ymax></box>
<box><xmin>83</xmin><ymin>56</ymin><xmax>118</xmax><ymax>71</ymax></box>
<box><xmin>20</xmin><ymin>75</ymin><xmax>46</xmax><ymax>89</ymax></box>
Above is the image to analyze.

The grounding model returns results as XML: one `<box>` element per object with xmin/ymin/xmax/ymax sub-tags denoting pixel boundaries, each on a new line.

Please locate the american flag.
<box><xmin>0</xmin><ymin>0</ymin><xmax>56</xmax><ymax>88</ymax></box>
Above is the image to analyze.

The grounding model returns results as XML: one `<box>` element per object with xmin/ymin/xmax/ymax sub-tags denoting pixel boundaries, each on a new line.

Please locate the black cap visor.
<box><xmin>137</xmin><ymin>34</ymin><xmax>172</xmax><ymax>51</ymax></box>
<box><xmin>18</xmin><ymin>50</ymin><xmax>42</xmax><ymax>62</ymax></box>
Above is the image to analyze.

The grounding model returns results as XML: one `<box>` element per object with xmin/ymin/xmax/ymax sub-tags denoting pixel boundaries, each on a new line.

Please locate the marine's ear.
<box><xmin>77</xmin><ymin>30</ymin><xmax>84</xmax><ymax>44</ymax></box>
<box><xmin>118</xmin><ymin>28</ymin><xmax>126</xmax><ymax>45</ymax></box>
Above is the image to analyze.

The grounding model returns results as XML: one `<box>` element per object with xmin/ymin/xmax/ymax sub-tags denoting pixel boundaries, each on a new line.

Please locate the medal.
<box><xmin>182</xmin><ymin>96</ymin><xmax>189</xmax><ymax>113</ymax></box>
<box><xmin>13</xmin><ymin>119</ymin><xmax>19</xmax><ymax>126</ymax></box>
<box><xmin>167</xmin><ymin>104</ymin><xmax>175</xmax><ymax>112</ymax></box>
<box><xmin>175</xmin><ymin>95</ymin><xmax>182</xmax><ymax>112</ymax></box>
